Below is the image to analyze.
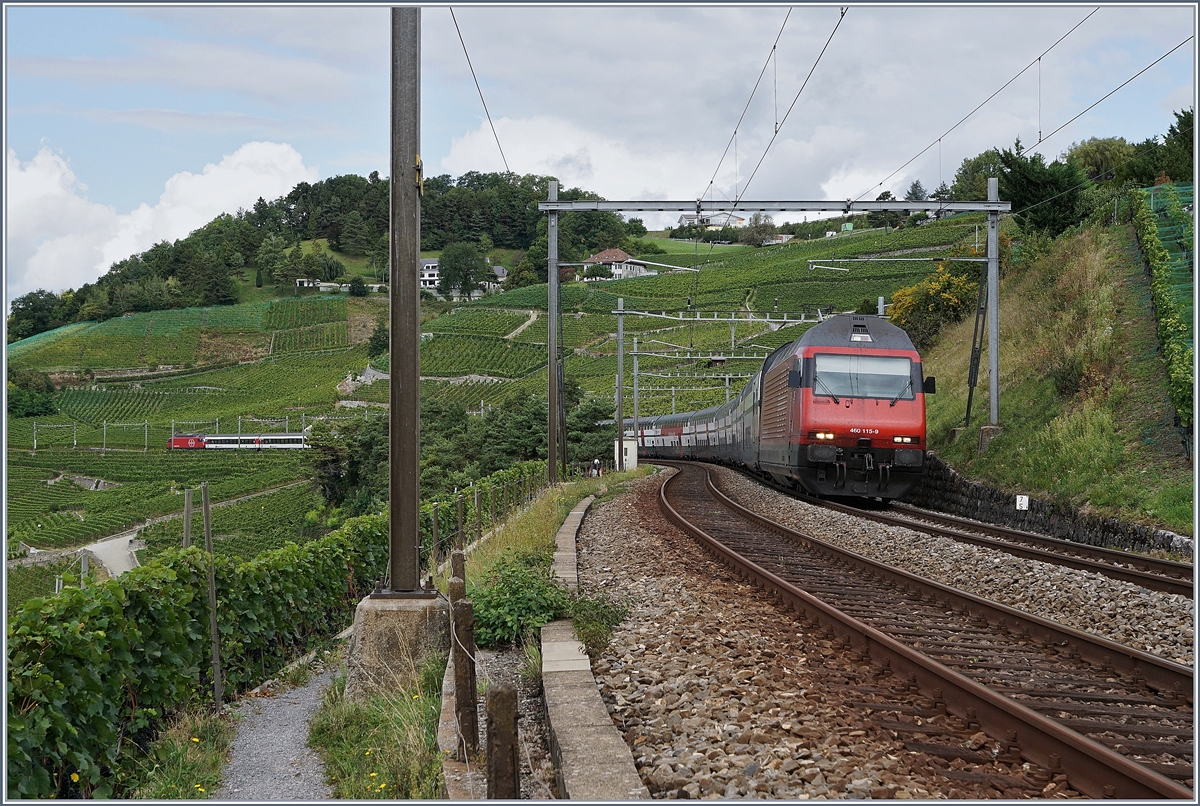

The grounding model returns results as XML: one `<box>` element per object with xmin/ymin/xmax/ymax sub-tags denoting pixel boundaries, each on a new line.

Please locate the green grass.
<box><xmin>925</xmin><ymin>225</ymin><xmax>1192</xmax><ymax>535</ymax></box>
<box><xmin>309</xmin><ymin>656</ymin><xmax>446</xmax><ymax>799</ymax></box>
<box><xmin>129</xmin><ymin>708</ymin><xmax>235</xmax><ymax>799</ymax></box>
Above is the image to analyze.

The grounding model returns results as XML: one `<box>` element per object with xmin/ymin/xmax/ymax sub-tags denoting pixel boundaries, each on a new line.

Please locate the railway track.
<box><xmin>736</xmin><ymin>466</ymin><xmax>1194</xmax><ymax>598</ymax></box>
<box><xmin>657</xmin><ymin>461</ymin><xmax>1194</xmax><ymax>799</ymax></box>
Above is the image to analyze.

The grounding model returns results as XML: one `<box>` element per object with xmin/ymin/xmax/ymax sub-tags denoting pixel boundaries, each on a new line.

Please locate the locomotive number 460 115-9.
<box><xmin>849</xmin><ymin>428</ymin><xmax>879</xmax><ymax>435</ymax></box>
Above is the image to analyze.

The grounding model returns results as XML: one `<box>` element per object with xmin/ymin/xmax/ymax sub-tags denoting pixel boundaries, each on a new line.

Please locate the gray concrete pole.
<box><xmin>987</xmin><ymin>177</ymin><xmax>1000</xmax><ymax>426</ymax></box>
<box><xmin>633</xmin><ymin>337</ymin><xmax>639</xmax><ymax>457</ymax></box>
<box><xmin>547</xmin><ymin>180</ymin><xmax>559</xmax><ymax>483</ymax></box>
<box><xmin>617</xmin><ymin>298</ymin><xmax>624</xmax><ymax>472</ymax></box>
<box><xmin>183</xmin><ymin>488</ymin><xmax>192</xmax><ymax>548</ymax></box>
<box><xmin>387</xmin><ymin>6</ymin><xmax>422</xmax><ymax>593</ymax></box>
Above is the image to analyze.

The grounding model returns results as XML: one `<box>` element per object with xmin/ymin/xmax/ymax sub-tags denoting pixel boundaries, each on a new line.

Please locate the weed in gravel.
<box><xmin>568</xmin><ymin>590</ymin><xmax>630</xmax><ymax>660</ymax></box>
<box><xmin>309</xmin><ymin>654</ymin><xmax>446</xmax><ymax>799</ymax></box>
<box><xmin>279</xmin><ymin>660</ymin><xmax>313</xmax><ymax>688</ymax></box>
<box><xmin>519</xmin><ymin>636</ymin><xmax>543</xmax><ymax>683</ymax></box>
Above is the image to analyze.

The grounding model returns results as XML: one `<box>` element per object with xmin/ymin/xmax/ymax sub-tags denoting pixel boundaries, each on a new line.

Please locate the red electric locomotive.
<box><xmin>637</xmin><ymin>314</ymin><xmax>935</xmax><ymax>500</ymax></box>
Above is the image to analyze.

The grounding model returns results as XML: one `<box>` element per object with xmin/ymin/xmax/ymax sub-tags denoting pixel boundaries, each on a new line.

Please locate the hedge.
<box><xmin>7</xmin><ymin>461</ymin><xmax>547</xmax><ymax>798</ymax></box>
<box><xmin>1129</xmin><ymin>187</ymin><xmax>1193</xmax><ymax>428</ymax></box>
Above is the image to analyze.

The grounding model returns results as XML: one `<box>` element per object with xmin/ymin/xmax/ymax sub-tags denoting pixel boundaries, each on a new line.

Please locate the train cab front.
<box><xmin>793</xmin><ymin>349</ymin><xmax>934</xmax><ymax>500</ymax></box>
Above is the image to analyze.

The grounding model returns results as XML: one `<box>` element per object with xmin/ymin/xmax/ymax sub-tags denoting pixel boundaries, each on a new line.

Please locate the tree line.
<box><xmin>305</xmin><ymin>380</ymin><xmax>615</xmax><ymax>515</ymax></box>
<box><xmin>7</xmin><ymin>170</ymin><xmax>648</xmax><ymax>343</ymax></box>
<box><xmin>9</xmin><ymin>110</ymin><xmax>1190</xmax><ymax>343</ymax></box>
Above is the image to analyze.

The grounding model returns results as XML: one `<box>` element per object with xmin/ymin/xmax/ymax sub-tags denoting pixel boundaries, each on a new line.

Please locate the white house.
<box><xmin>581</xmin><ymin>248</ymin><xmax>657</xmax><ymax>281</ymax></box>
<box><xmin>676</xmin><ymin>213</ymin><xmax>746</xmax><ymax>230</ymax></box>
<box><xmin>419</xmin><ymin>258</ymin><xmax>440</xmax><ymax>290</ymax></box>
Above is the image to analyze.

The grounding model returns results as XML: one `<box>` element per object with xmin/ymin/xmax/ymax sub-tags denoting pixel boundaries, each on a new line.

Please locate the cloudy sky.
<box><xmin>5</xmin><ymin>4</ymin><xmax>1195</xmax><ymax>307</ymax></box>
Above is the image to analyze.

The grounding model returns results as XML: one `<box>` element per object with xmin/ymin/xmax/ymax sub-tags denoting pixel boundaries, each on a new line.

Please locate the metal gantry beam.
<box><xmin>538</xmin><ymin>199</ymin><xmax>1010</xmax><ymax>214</ymax></box>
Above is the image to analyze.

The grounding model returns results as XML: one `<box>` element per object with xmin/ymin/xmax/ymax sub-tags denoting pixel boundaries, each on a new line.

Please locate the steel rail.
<box><xmin>830</xmin><ymin>498</ymin><xmax>1192</xmax><ymax>598</ymax></box>
<box><xmin>738</xmin><ymin>465</ymin><xmax>1192</xmax><ymax>598</ymax></box>
<box><xmin>891</xmin><ymin>502</ymin><xmax>1193</xmax><ymax>582</ymax></box>
<box><xmin>655</xmin><ymin>461</ymin><xmax>1194</xmax><ymax>800</ymax></box>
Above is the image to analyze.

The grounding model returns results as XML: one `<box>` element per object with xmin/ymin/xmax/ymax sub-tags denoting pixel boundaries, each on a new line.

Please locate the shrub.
<box><xmin>887</xmin><ymin>264</ymin><xmax>978</xmax><ymax>352</ymax></box>
<box><xmin>1129</xmin><ymin>187</ymin><xmax>1193</xmax><ymax>427</ymax></box>
<box><xmin>568</xmin><ymin>590</ymin><xmax>628</xmax><ymax>659</ymax></box>
<box><xmin>468</xmin><ymin>551</ymin><xmax>569</xmax><ymax>647</ymax></box>
<box><xmin>348</xmin><ymin>275</ymin><xmax>368</xmax><ymax>297</ymax></box>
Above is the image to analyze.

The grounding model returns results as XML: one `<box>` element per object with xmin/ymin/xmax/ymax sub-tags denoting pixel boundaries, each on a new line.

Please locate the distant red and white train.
<box><xmin>168</xmin><ymin>433</ymin><xmax>308</xmax><ymax>450</ymax></box>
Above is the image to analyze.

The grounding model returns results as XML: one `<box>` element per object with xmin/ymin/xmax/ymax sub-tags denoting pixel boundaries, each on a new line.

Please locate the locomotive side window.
<box><xmin>813</xmin><ymin>354</ymin><xmax>913</xmax><ymax>400</ymax></box>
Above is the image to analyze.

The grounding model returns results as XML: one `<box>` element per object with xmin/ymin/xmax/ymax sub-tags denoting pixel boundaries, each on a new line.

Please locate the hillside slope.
<box><xmin>923</xmin><ymin>225</ymin><xmax>1192</xmax><ymax>536</ymax></box>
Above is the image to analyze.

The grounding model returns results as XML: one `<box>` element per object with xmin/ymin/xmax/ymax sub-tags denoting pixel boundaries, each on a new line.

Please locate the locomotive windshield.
<box><xmin>812</xmin><ymin>354</ymin><xmax>914</xmax><ymax>400</ymax></box>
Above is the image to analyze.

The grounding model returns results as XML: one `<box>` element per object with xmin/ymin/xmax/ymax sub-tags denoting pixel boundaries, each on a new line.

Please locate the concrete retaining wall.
<box><xmin>543</xmin><ymin>493</ymin><xmax>649</xmax><ymax>800</ymax></box>
<box><xmin>908</xmin><ymin>453</ymin><xmax>1193</xmax><ymax>555</ymax></box>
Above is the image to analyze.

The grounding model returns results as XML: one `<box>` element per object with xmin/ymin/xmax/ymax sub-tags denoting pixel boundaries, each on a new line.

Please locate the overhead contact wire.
<box><xmin>853</xmin><ymin>7</ymin><xmax>1099</xmax><ymax>202</ymax></box>
<box><xmin>451</xmin><ymin>7</ymin><xmax>511</xmax><ymax>173</ymax></box>
<box><xmin>700</xmin><ymin>8</ymin><xmax>793</xmax><ymax>201</ymax></box>
<box><xmin>1034</xmin><ymin>35</ymin><xmax>1193</xmax><ymax>148</ymax></box>
<box><xmin>737</xmin><ymin>6</ymin><xmax>848</xmax><ymax>203</ymax></box>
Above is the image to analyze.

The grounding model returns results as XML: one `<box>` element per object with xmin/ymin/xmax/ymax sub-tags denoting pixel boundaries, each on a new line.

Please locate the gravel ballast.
<box><xmin>573</xmin><ymin>467</ymin><xmax>1194</xmax><ymax>799</ymax></box>
<box><xmin>707</xmin><ymin>466</ymin><xmax>1193</xmax><ymax>667</ymax></box>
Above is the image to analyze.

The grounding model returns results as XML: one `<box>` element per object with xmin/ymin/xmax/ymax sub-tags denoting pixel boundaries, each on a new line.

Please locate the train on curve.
<box><xmin>634</xmin><ymin>314</ymin><xmax>935</xmax><ymax>500</ymax></box>
<box><xmin>168</xmin><ymin>432</ymin><xmax>308</xmax><ymax>450</ymax></box>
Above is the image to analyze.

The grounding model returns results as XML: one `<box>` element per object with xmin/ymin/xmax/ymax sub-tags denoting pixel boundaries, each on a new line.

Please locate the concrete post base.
<box><xmin>344</xmin><ymin>595</ymin><xmax>449</xmax><ymax>700</ymax></box>
<box><xmin>978</xmin><ymin>425</ymin><xmax>1003</xmax><ymax>454</ymax></box>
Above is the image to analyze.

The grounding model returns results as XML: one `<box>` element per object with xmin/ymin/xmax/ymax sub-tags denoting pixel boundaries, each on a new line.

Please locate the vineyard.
<box><xmin>5</xmin><ymin>322</ymin><xmax>92</xmax><ymax>362</ymax></box>
<box><xmin>272</xmin><ymin>321</ymin><xmax>350</xmax><ymax>353</ymax></box>
<box><xmin>421</xmin><ymin>308</ymin><xmax>530</xmax><ymax>338</ymax></box>
<box><xmin>263</xmin><ymin>296</ymin><xmax>347</xmax><ymax>330</ymax></box>
<box><xmin>7</xmin><ymin>450</ymin><xmax>305</xmax><ymax>550</ymax></box>
<box><xmin>419</xmin><ymin>335</ymin><xmax>547</xmax><ymax>378</ymax></box>
<box><xmin>138</xmin><ymin>483</ymin><xmax>326</xmax><ymax>562</ymax></box>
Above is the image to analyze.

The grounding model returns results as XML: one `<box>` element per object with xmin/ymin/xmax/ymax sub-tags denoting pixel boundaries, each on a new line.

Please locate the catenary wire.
<box><xmin>736</xmin><ymin>7</ymin><xmax>848</xmax><ymax>204</ymax></box>
<box><xmin>1033</xmin><ymin>35</ymin><xmax>1193</xmax><ymax>149</ymax></box>
<box><xmin>450</xmin><ymin>8</ymin><xmax>511</xmax><ymax>173</ymax></box>
<box><xmin>699</xmin><ymin>8</ymin><xmax>793</xmax><ymax>202</ymax></box>
<box><xmin>853</xmin><ymin>7</ymin><xmax>1099</xmax><ymax>203</ymax></box>
<box><xmin>688</xmin><ymin>3</ymin><xmax>845</xmax><ymax>302</ymax></box>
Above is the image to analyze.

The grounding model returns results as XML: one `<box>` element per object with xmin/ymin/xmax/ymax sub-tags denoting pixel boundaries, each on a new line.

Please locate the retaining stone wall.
<box><xmin>907</xmin><ymin>453</ymin><xmax>1193</xmax><ymax>556</ymax></box>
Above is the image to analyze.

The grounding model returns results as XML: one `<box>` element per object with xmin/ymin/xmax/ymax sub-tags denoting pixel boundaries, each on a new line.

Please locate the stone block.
<box><xmin>344</xmin><ymin>595</ymin><xmax>449</xmax><ymax>700</ymax></box>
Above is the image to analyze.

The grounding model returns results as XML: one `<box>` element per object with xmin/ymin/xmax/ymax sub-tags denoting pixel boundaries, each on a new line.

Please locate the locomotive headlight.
<box><xmin>893</xmin><ymin>435</ymin><xmax>918</xmax><ymax>444</ymax></box>
<box><xmin>811</xmin><ymin>431</ymin><xmax>835</xmax><ymax>441</ymax></box>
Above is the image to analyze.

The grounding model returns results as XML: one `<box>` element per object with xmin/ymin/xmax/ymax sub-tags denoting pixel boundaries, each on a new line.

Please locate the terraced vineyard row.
<box><xmin>273</xmin><ymin>321</ymin><xmax>350</xmax><ymax>353</ymax></box>
<box><xmin>7</xmin><ymin>449</ymin><xmax>305</xmax><ymax>549</ymax></box>
<box><xmin>419</xmin><ymin>335</ymin><xmax>547</xmax><ymax>378</ymax></box>
<box><xmin>139</xmin><ymin>483</ymin><xmax>325</xmax><ymax>562</ymax></box>
<box><xmin>421</xmin><ymin>308</ymin><xmax>530</xmax><ymax>338</ymax></box>
<box><xmin>263</xmin><ymin>296</ymin><xmax>347</xmax><ymax>330</ymax></box>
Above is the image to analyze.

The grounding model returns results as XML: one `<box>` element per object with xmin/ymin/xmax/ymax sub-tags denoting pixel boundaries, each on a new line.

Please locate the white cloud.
<box><xmin>438</xmin><ymin>116</ymin><xmax>727</xmax><ymax>228</ymax></box>
<box><xmin>6</xmin><ymin>142</ymin><xmax>317</xmax><ymax>303</ymax></box>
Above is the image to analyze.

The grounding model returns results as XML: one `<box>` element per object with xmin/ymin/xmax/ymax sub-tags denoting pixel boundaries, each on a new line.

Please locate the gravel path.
<box><xmin>213</xmin><ymin>667</ymin><xmax>337</xmax><ymax>801</ymax></box>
